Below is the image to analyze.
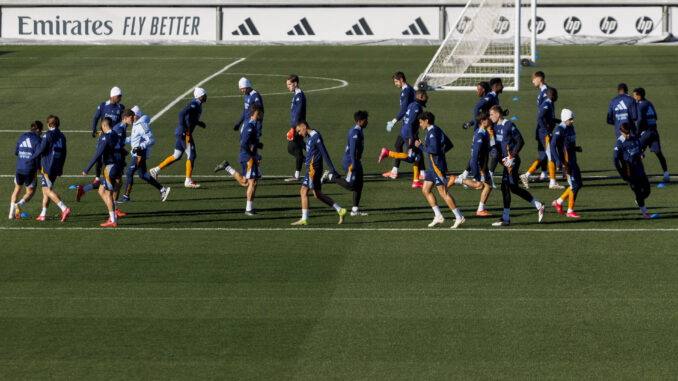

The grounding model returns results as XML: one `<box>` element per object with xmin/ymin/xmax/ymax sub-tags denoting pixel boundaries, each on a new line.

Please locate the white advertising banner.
<box><xmin>672</xmin><ymin>7</ymin><xmax>678</xmax><ymax>37</ymax></box>
<box><xmin>521</xmin><ymin>7</ymin><xmax>664</xmax><ymax>39</ymax></box>
<box><xmin>222</xmin><ymin>7</ymin><xmax>439</xmax><ymax>42</ymax></box>
<box><xmin>1</xmin><ymin>7</ymin><xmax>216</xmax><ymax>41</ymax></box>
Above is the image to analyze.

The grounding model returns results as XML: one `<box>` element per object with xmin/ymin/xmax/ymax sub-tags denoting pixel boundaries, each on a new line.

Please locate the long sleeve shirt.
<box><xmin>635</xmin><ymin>99</ymin><xmax>658</xmax><ymax>133</ymax></box>
<box><xmin>305</xmin><ymin>129</ymin><xmax>337</xmax><ymax>174</ymax></box>
<box><xmin>537</xmin><ymin>98</ymin><xmax>556</xmax><ymax>133</ymax></box>
<box><xmin>613</xmin><ymin>134</ymin><xmax>646</xmax><ymax>181</ymax></box>
<box><xmin>394</xmin><ymin>84</ymin><xmax>416</xmax><ymax>122</ymax></box>
<box><xmin>342</xmin><ymin>125</ymin><xmax>364</xmax><ymax>174</ymax></box>
<box><xmin>469</xmin><ymin>127</ymin><xmax>490</xmax><ymax>178</ymax></box>
<box><xmin>290</xmin><ymin>89</ymin><xmax>307</xmax><ymax>127</ymax></box>
<box><xmin>400</xmin><ymin>101</ymin><xmax>424</xmax><ymax>141</ymax></box>
<box><xmin>126</xmin><ymin>117</ymin><xmax>156</xmax><ymax>158</ymax></box>
<box><xmin>421</xmin><ymin>125</ymin><xmax>448</xmax><ymax>175</ymax></box>
<box><xmin>235</xmin><ymin>89</ymin><xmax>264</xmax><ymax>131</ymax></box>
<box><xmin>494</xmin><ymin>119</ymin><xmax>524</xmax><ymax>158</ymax></box>
<box><xmin>174</xmin><ymin>99</ymin><xmax>203</xmax><ymax>137</ymax></box>
<box><xmin>552</xmin><ymin>122</ymin><xmax>578</xmax><ymax>168</ymax></box>
<box><xmin>238</xmin><ymin>118</ymin><xmax>260</xmax><ymax>163</ymax></box>
<box><xmin>14</xmin><ymin>131</ymin><xmax>42</xmax><ymax>175</ymax></box>
<box><xmin>607</xmin><ymin>93</ymin><xmax>637</xmax><ymax>136</ymax></box>
<box><xmin>468</xmin><ymin>94</ymin><xmax>494</xmax><ymax>128</ymax></box>
<box><xmin>84</xmin><ymin>131</ymin><xmax>122</xmax><ymax>173</ymax></box>
<box><xmin>91</xmin><ymin>101</ymin><xmax>125</xmax><ymax>134</ymax></box>
<box><xmin>29</xmin><ymin>128</ymin><xmax>67</xmax><ymax>176</ymax></box>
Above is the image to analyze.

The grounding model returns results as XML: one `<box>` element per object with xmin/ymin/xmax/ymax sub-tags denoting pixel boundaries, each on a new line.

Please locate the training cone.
<box><xmin>511</xmin><ymin>116</ymin><xmax>518</xmax><ymax>120</ymax></box>
<box><xmin>651</xmin><ymin>213</ymin><xmax>661</xmax><ymax>219</ymax></box>
<box><xmin>20</xmin><ymin>212</ymin><xmax>29</xmax><ymax>218</ymax></box>
<box><xmin>69</xmin><ymin>185</ymin><xmax>77</xmax><ymax>189</ymax></box>
<box><xmin>512</xmin><ymin>97</ymin><xmax>519</xmax><ymax>101</ymax></box>
<box><xmin>657</xmin><ymin>183</ymin><xmax>666</xmax><ymax>188</ymax></box>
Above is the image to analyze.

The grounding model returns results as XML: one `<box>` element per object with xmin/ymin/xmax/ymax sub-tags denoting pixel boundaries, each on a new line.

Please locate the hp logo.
<box><xmin>599</xmin><ymin>16</ymin><xmax>618</xmax><ymax>34</ymax></box>
<box><xmin>494</xmin><ymin>16</ymin><xmax>510</xmax><ymax>35</ymax></box>
<box><xmin>527</xmin><ymin>16</ymin><xmax>546</xmax><ymax>35</ymax></box>
<box><xmin>635</xmin><ymin>16</ymin><xmax>654</xmax><ymax>35</ymax></box>
<box><xmin>456</xmin><ymin>16</ymin><xmax>474</xmax><ymax>34</ymax></box>
<box><xmin>563</xmin><ymin>16</ymin><xmax>582</xmax><ymax>35</ymax></box>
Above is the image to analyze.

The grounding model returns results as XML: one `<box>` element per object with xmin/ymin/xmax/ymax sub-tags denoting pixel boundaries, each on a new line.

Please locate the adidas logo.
<box><xmin>615</xmin><ymin>102</ymin><xmax>627</xmax><ymax>111</ymax></box>
<box><xmin>402</xmin><ymin>17</ymin><xmax>430</xmax><ymax>35</ymax></box>
<box><xmin>232</xmin><ymin>18</ymin><xmax>259</xmax><ymax>36</ymax></box>
<box><xmin>287</xmin><ymin>18</ymin><xmax>315</xmax><ymax>36</ymax></box>
<box><xmin>647</xmin><ymin>107</ymin><xmax>655</xmax><ymax>116</ymax></box>
<box><xmin>346</xmin><ymin>18</ymin><xmax>373</xmax><ymax>36</ymax></box>
<box><xmin>19</xmin><ymin>138</ymin><xmax>32</xmax><ymax>149</ymax></box>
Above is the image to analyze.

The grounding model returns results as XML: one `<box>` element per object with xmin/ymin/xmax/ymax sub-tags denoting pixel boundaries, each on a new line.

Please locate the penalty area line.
<box><xmin>149</xmin><ymin>57</ymin><xmax>246</xmax><ymax>124</ymax></box>
<box><xmin>0</xmin><ymin>227</ymin><xmax>676</xmax><ymax>233</ymax></box>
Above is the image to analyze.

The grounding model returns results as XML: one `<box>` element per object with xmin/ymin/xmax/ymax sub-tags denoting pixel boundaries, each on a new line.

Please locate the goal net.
<box><xmin>417</xmin><ymin>0</ymin><xmax>536</xmax><ymax>91</ymax></box>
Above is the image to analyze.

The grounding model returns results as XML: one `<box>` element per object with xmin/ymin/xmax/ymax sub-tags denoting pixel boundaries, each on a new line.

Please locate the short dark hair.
<box><xmin>102</xmin><ymin>117</ymin><xmax>113</xmax><ymax>128</ymax></box>
<box><xmin>546</xmin><ymin>87</ymin><xmax>558</xmax><ymax>102</ymax></box>
<box><xmin>619</xmin><ymin>122</ymin><xmax>631</xmax><ymax>134</ymax></box>
<box><xmin>287</xmin><ymin>74</ymin><xmax>299</xmax><ymax>84</ymax></box>
<box><xmin>532</xmin><ymin>71</ymin><xmax>545</xmax><ymax>80</ymax></box>
<box><xmin>354</xmin><ymin>110</ymin><xmax>368</xmax><ymax>122</ymax></box>
<box><xmin>121</xmin><ymin>109</ymin><xmax>135</xmax><ymax>119</ymax></box>
<box><xmin>478</xmin><ymin>81</ymin><xmax>491</xmax><ymax>93</ymax></box>
<box><xmin>417</xmin><ymin>111</ymin><xmax>435</xmax><ymax>125</ymax></box>
<box><xmin>31</xmin><ymin>120</ymin><xmax>43</xmax><ymax>132</ymax></box>
<box><xmin>633</xmin><ymin>87</ymin><xmax>645</xmax><ymax>98</ymax></box>
<box><xmin>618</xmin><ymin>83</ymin><xmax>628</xmax><ymax>93</ymax></box>
<box><xmin>295</xmin><ymin>119</ymin><xmax>308</xmax><ymax>128</ymax></box>
<box><xmin>476</xmin><ymin>110</ymin><xmax>490</xmax><ymax>123</ymax></box>
<box><xmin>489</xmin><ymin>77</ymin><xmax>503</xmax><ymax>87</ymax></box>
<box><xmin>392</xmin><ymin>72</ymin><xmax>406</xmax><ymax>82</ymax></box>
<box><xmin>250</xmin><ymin>103</ymin><xmax>263</xmax><ymax>114</ymax></box>
<box><xmin>46</xmin><ymin>115</ymin><xmax>60</xmax><ymax>129</ymax></box>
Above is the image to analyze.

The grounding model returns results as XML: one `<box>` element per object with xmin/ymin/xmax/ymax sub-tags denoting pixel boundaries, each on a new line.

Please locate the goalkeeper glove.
<box><xmin>286</xmin><ymin>128</ymin><xmax>295</xmax><ymax>141</ymax></box>
<box><xmin>233</xmin><ymin>123</ymin><xmax>240</xmax><ymax>131</ymax></box>
<box><xmin>502</xmin><ymin>155</ymin><xmax>515</xmax><ymax>168</ymax></box>
<box><xmin>386</xmin><ymin>118</ymin><xmax>397</xmax><ymax>132</ymax></box>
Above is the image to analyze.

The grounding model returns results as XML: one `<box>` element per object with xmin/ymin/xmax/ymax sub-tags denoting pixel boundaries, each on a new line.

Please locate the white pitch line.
<box><xmin>0</xmin><ymin>130</ymin><xmax>91</xmax><ymax>134</ymax></box>
<box><xmin>149</xmin><ymin>57</ymin><xmax>246</xmax><ymax>124</ymax></box>
<box><xmin>194</xmin><ymin>73</ymin><xmax>349</xmax><ymax>99</ymax></box>
<box><xmin>0</xmin><ymin>227</ymin><xmax>676</xmax><ymax>233</ymax></box>
<box><xmin>0</xmin><ymin>56</ymin><xmax>242</xmax><ymax>60</ymax></box>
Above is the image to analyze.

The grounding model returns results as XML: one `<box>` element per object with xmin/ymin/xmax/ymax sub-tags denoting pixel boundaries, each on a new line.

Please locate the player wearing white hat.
<box><xmin>551</xmin><ymin>108</ymin><xmax>583</xmax><ymax>218</ymax></box>
<box><xmin>150</xmin><ymin>87</ymin><xmax>207</xmax><ymax>188</ymax></box>
<box><xmin>233</xmin><ymin>77</ymin><xmax>264</xmax><ymax>135</ymax></box>
<box><xmin>89</xmin><ymin>86</ymin><xmax>125</xmax><ymax>183</ymax></box>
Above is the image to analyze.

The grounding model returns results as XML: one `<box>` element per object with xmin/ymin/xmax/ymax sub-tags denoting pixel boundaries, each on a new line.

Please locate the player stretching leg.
<box><xmin>552</xmin><ymin>109</ymin><xmax>583</xmax><ymax>218</ymax></box>
<box><xmin>215</xmin><ymin>104</ymin><xmax>264</xmax><ymax>216</ymax></box>
<box><xmin>150</xmin><ymin>88</ymin><xmax>207</xmax><ymax>188</ymax></box>
<box><xmin>489</xmin><ymin>106</ymin><xmax>544</xmax><ymax>226</ymax></box>
<box><xmin>291</xmin><ymin>121</ymin><xmax>347</xmax><ymax>225</ymax></box>
<box><xmin>9</xmin><ymin>121</ymin><xmax>43</xmax><ymax>219</ymax></box>
<box><xmin>379</xmin><ymin>90</ymin><xmax>427</xmax><ymax>188</ymax></box>
<box><xmin>448</xmin><ymin>110</ymin><xmax>493</xmax><ymax>217</ymax></box>
<box><xmin>414</xmin><ymin>111</ymin><xmax>464</xmax><ymax>229</ymax></box>
<box><xmin>614</xmin><ymin>123</ymin><xmax>658</xmax><ymax>219</ymax></box>
<box><xmin>383</xmin><ymin>71</ymin><xmax>416</xmax><ymax>180</ymax></box>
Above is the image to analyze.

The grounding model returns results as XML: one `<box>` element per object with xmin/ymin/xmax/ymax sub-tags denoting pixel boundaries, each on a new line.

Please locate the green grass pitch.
<box><xmin>1</xmin><ymin>45</ymin><xmax>678</xmax><ymax>379</ymax></box>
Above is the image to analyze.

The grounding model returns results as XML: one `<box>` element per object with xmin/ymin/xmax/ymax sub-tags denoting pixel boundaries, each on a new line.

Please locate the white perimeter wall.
<box><xmin>0</xmin><ymin>4</ymin><xmax>675</xmax><ymax>43</ymax></box>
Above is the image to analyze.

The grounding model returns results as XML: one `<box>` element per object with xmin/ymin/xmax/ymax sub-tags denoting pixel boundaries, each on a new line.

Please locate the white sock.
<box><xmin>17</xmin><ymin>199</ymin><xmax>26</xmax><ymax>207</ymax></box>
<box><xmin>523</xmin><ymin>172</ymin><xmax>531</xmax><ymax>179</ymax></box>
<box><xmin>40</xmin><ymin>208</ymin><xmax>48</xmax><ymax>217</ymax></box>
<box><xmin>9</xmin><ymin>203</ymin><xmax>16</xmax><ymax>216</ymax></box>
<box><xmin>477</xmin><ymin>202</ymin><xmax>485</xmax><ymax>212</ymax></box>
<box><xmin>452</xmin><ymin>208</ymin><xmax>463</xmax><ymax>220</ymax></box>
<box><xmin>153</xmin><ymin>167</ymin><xmax>160</xmax><ymax>173</ymax></box>
<box><xmin>567</xmin><ymin>208</ymin><xmax>574</xmax><ymax>213</ymax></box>
<box><xmin>57</xmin><ymin>201</ymin><xmax>67</xmax><ymax>212</ymax></box>
<box><xmin>332</xmin><ymin>203</ymin><xmax>342</xmax><ymax>212</ymax></box>
<box><xmin>302</xmin><ymin>209</ymin><xmax>309</xmax><ymax>220</ymax></box>
<box><xmin>640</xmin><ymin>206</ymin><xmax>648</xmax><ymax>214</ymax></box>
<box><xmin>488</xmin><ymin>171</ymin><xmax>494</xmax><ymax>179</ymax></box>
<box><xmin>549</xmin><ymin>179</ymin><xmax>557</xmax><ymax>186</ymax></box>
<box><xmin>455</xmin><ymin>176</ymin><xmax>463</xmax><ymax>185</ymax></box>
<box><xmin>294</xmin><ymin>170</ymin><xmax>300</xmax><ymax>179</ymax></box>
<box><xmin>225</xmin><ymin>165</ymin><xmax>236</xmax><ymax>176</ymax></box>
<box><xmin>432</xmin><ymin>205</ymin><xmax>443</xmax><ymax>219</ymax></box>
<box><xmin>109</xmin><ymin>211</ymin><xmax>116</xmax><ymax>223</ymax></box>
<box><xmin>540</xmin><ymin>171</ymin><xmax>547</xmax><ymax>179</ymax></box>
<box><xmin>461</xmin><ymin>170</ymin><xmax>469</xmax><ymax>178</ymax></box>
<box><xmin>503</xmin><ymin>208</ymin><xmax>510</xmax><ymax>221</ymax></box>
<box><xmin>160</xmin><ymin>187</ymin><xmax>167</xmax><ymax>193</ymax></box>
<box><xmin>391</xmin><ymin>167</ymin><xmax>398</xmax><ymax>174</ymax></box>
<box><xmin>186</xmin><ymin>177</ymin><xmax>192</xmax><ymax>183</ymax></box>
<box><xmin>531</xmin><ymin>199</ymin><xmax>543</xmax><ymax>210</ymax></box>
<box><xmin>557</xmin><ymin>198</ymin><xmax>564</xmax><ymax>205</ymax></box>
<box><xmin>95</xmin><ymin>177</ymin><xmax>101</xmax><ymax>182</ymax></box>
<box><xmin>246</xmin><ymin>201</ymin><xmax>253</xmax><ymax>212</ymax></box>
<box><xmin>352</xmin><ymin>206</ymin><xmax>359</xmax><ymax>212</ymax></box>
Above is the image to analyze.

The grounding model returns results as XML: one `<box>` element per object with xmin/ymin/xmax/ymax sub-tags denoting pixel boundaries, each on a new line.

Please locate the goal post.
<box><xmin>417</xmin><ymin>0</ymin><xmax>537</xmax><ymax>91</ymax></box>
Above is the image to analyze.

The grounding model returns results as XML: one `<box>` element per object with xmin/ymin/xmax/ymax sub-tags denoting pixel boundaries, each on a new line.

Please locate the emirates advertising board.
<box><xmin>1</xmin><ymin>7</ymin><xmax>216</xmax><ymax>41</ymax></box>
<box><xmin>221</xmin><ymin>7</ymin><xmax>440</xmax><ymax>42</ymax></box>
